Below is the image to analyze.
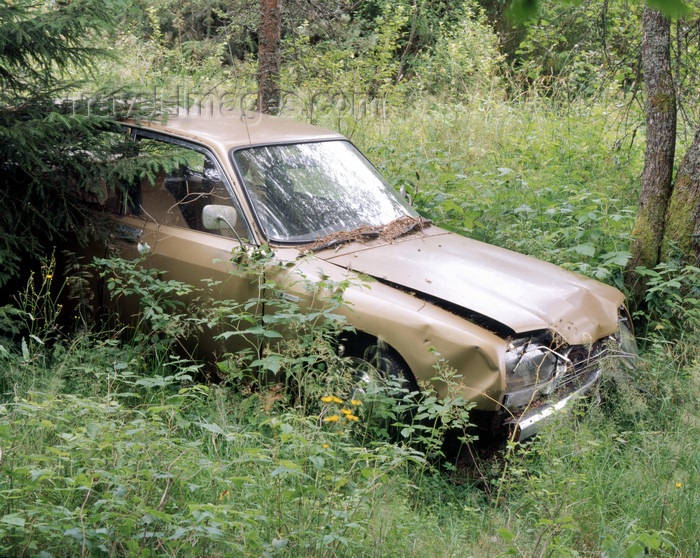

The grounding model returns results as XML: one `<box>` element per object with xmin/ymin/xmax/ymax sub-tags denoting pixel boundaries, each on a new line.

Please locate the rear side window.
<box><xmin>75</xmin><ymin>130</ymin><xmax>131</xmax><ymax>214</ymax></box>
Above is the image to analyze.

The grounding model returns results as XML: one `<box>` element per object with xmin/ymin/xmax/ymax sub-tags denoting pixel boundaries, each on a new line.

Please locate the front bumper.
<box><xmin>501</xmin><ymin>309</ymin><xmax>638</xmax><ymax>441</ymax></box>
<box><xmin>504</xmin><ymin>369</ymin><xmax>601</xmax><ymax>441</ymax></box>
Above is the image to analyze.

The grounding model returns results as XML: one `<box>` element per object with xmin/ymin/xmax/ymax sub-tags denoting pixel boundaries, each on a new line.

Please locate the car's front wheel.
<box><xmin>337</xmin><ymin>335</ymin><xmax>418</xmax><ymax>398</ymax></box>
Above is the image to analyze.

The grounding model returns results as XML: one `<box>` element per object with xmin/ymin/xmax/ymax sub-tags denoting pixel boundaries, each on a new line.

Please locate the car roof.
<box><xmin>122</xmin><ymin>110</ymin><xmax>345</xmax><ymax>151</ymax></box>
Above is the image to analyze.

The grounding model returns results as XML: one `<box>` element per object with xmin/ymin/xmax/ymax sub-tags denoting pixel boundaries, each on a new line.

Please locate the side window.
<box><xmin>77</xmin><ymin>130</ymin><xmax>131</xmax><ymax>214</ymax></box>
<box><xmin>133</xmin><ymin>137</ymin><xmax>251</xmax><ymax>242</ymax></box>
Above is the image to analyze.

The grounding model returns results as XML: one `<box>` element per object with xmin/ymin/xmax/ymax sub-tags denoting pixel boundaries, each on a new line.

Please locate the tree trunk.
<box><xmin>627</xmin><ymin>7</ymin><xmax>677</xmax><ymax>298</ymax></box>
<box><xmin>258</xmin><ymin>0</ymin><xmax>281</xmax><ymax>115</ymax></box>
<box><xmin>662</xmin><ymin>126</ymin><xmax>700</xmax><ymax>265</ymax></box>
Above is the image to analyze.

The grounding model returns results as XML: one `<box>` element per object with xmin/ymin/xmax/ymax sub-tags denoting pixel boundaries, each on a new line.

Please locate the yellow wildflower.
<box><xmin>323</xmin><ymin>415</ymin><xmax>339</xmax><ymax>423</ymax></box>
<box><xmin>350</xmin><ymin>399</ymin><xmax>362</xmax><ymax>406</ymax></box>
<box><xmin>331</xmin><ymin>396</ymin><xmax>343</xmax><ymax>404</ymax></box>
<box><xmin>46</xmin><ymin>274</ymin><xmax>53</xmax><ymax>279</ymax></box>
<box><xmin>340</xmin><ymin>409</ymin><xmax>352</xmax><ymax>415</ymax></box>
<box><xmin>321</xmin><ymin>396</ymin><xmax>333</xmax><ymax>403</ymax></box>
<box><xmin>322</xmin><ymin>444</ymin><xmax>329</xmax><ymax>449</ymax></box>
<box><xmin>346</xmin><ymin>414</ymin><xmax>359</xmax><ymax>421</ymax></box>
<box><xmin>676</xmin><ymin>482</ymin><xmax>682</xmax><ymax>488</ymax></box>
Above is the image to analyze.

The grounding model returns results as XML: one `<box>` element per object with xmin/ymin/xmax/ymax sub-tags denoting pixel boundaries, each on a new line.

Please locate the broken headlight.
<box><xmin>503</xmin><ymin>336</ymin><xmax>568</xmax><ymax>409</ymax></box>
<box><xmin>503</xmin><ymin>309</ymin><xmax>638</xmax><ymax>411</ymax></box>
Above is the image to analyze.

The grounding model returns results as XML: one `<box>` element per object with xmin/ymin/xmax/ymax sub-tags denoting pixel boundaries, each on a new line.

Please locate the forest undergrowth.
<box><xmin>1</xmin><ymin>95</ymin><xmax>698</xmax><ymax>557</ymax></box>
<box><xmin>2</xmin><ymin>0</ymin><xmax>700</xmax><ymax>553</ymax></box>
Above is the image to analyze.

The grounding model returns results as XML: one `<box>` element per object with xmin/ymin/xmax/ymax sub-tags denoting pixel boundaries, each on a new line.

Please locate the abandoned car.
<box><xmin>92</xmin><ymin>110</ymin><xmax>638</xmax><ymax>440</ymax></box>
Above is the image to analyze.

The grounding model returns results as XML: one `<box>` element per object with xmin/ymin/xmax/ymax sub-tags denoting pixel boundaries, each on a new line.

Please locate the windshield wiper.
<box><xmin>299</xmin><ymin>216</ymin><xmax>431</xmax><ymax>255</ymax></box>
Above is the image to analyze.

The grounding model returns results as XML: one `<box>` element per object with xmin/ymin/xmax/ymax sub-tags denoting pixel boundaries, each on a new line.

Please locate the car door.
<box><xmin>110</xmin><ymin>131</ymin><xmax>261</xmax><ymax>361</ymax></box>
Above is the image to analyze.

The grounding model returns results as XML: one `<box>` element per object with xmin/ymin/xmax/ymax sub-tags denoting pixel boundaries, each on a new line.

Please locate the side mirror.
<box><xmin>202</xmin><ymin>204</ymin><xmax>238</xmax><ymax>231</ymax></box>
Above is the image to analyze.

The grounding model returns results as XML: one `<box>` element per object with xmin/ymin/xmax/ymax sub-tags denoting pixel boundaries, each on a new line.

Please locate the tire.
<box><xmin>337</xmin><ymin>336</ymin><xmax>418</xmax><ymax>398</ymax></box>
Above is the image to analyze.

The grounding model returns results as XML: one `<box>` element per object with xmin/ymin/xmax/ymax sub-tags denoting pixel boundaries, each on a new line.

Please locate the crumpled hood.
<box><xmin>319</xmin><ymin>227</ymin><xmax>624</xmax><ymax>345</ymax></box>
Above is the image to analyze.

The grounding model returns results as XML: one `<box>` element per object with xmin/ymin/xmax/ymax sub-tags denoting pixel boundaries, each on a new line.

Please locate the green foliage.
<box><xmin>1</xmin><ymin>370</ymin><xmax>459</xmax><ymax>556</ymax></box>
<box><xmin>0</xmin><ymin>0</ymin><xmax>113</xmax><ymax>86</ymax></box>
<box><xmin>0</xmin><ymin>254</ymin><xmax>481</xmax><ymax>557</ymax></box>
<box><xmin>490</xmin><ymin>347</ymin><xmax>699</xmax><ymax>557</ymax></box>
<box><xmin>503</xmin><ymin>0</ymin><xmax>700</xmax><ymax>112</ymax></box>
<box><xmin>0</xmin><ymin>0</ymin><xmax>174</xmax><ymax>291</ymax></box>
<box><xmin>2</xmin><ymin>218</ymin><xmax>699</xmax><ymax>557</ymax></box>
<box><xmin>508</xmin><ymin>0</ymin><xmax>693</xmax><ymax>23</ymax></box>
<box><xmin>212</xmin><ymin>245</ymin><xmax>357</xmax><ymax>411</ymax></box>
<box><xmin>281</xmin><ymin>2</ymin><xmax>410</xmax><ymax>119</ymax></box>
<box><xmin>411</xmin><ymin>1</ymin><xmax>503</xmax><ymax>97</ymax></box>
<box><xmin>2</xmin><ymin>1</ymin><xmax>700</xmax><ymax>554</ymax></box>
<box><xmin>348</xmin><ymin>0</ymin><xmax>475</xmax><ymax>79</ymax></box>
<box><xmin>10</xmin><ymin>256</ymin><xmax>63</xmax><ymax>343</ymax></box>
<box><xmin>634</xmin><ymin>260</ymin><xmax>700</xmax><ymax>338</ymax></box>
<box><xmin>1</xmin><ymin>0</ymin><xmax>105</xmax><ymax>286</ymax></box>
<box><xmin>95</xmin><ymin>252</ymin><xmax>198</xmax><ymax>353</ymax></box>
<box><xmin>646</xmin><ymin>0</ymin><xmax>694</xmax><ymax>19</ymax></box>
<box><xmin>509</xmin><ymin>0</ymin><xmax>644</xmax><ymax>98</ymax></box>
<box><xmin>106</xmin><ymin>0</ymin><xmax>240</xmax><ymax>86</ymax></box>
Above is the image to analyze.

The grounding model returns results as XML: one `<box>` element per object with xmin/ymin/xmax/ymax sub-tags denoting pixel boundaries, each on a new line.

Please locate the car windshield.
<box><xmin>231</xmin><ymin>140</ymin><xmax>417</xmax><ymax>243</ymax></box>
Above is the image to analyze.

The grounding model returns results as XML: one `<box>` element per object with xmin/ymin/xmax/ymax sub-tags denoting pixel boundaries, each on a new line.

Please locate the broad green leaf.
<box><xmin>572</xmin><ymin>243</ymin><xmax>596</xmax><ymax>257</ymax></box>
<box><xmin>1</xmin><ymin>514</ymin><xmax>25</xmax><ymax>528</ymax></box>
<box><xmin>441</xmin><ymin>199</ymin><xmax>464</xmax><ymax>214</ymax></box>
<box><xmin>197</xmin><ymin>422</ymin><xmax>226</xmax><ymax>435</ymax></box>
<box><xmin>498</xmin><ymin>528</ymin><xmax>515</xmax><ymax>541</ymax></box>
<box><xmin>86</xmin><ymin>423</ymin><xmax>99</xmax><ymax>439</ymax></box>
<box><xmin>271</xmin><ymin>538</ymin><xmax>289</xmax><ymax>550</ymax></box>
<box><xmin>309</xmin><ymin>455</ymin><xmax>325</xmax><ymax>470</ymax></box>
<box><xmin>647</xmin><ymin>0</ymin><xmax>692</xmax><ymax>19</ymax></box>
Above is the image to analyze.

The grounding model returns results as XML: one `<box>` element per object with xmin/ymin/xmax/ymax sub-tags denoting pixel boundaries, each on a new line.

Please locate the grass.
<box><xmin>494</xmin><ymin>354</ymin><xmax>700</xmax><ymax>556</ymax></box>
<box><xmin>0</xmin><ymin>339</ymin><xmax>492</xmax><ymax>557</ymax></box>
<box><xmin>2</xmin><ymin>328</ymin><xmax>697</xmax><ymax>556</ymax></box>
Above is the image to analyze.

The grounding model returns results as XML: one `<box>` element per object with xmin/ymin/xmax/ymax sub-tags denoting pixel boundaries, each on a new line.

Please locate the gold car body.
<box><xmin>104</xmin><ymin>110</ymin><xmax>635</xmax><ymax>439</ymax></box>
